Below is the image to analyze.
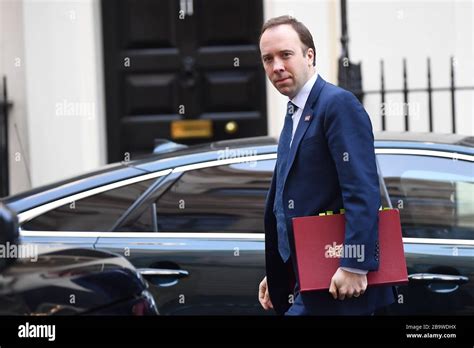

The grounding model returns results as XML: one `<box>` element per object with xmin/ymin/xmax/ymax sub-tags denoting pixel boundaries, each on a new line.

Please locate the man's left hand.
<box><xmin>329</xmin><ymin>267</ymin><xmax>367</xmax><ymax>300</ymax></box>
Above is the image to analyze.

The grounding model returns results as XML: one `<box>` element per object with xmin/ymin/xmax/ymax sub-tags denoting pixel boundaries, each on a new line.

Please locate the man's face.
<box><xmin>259</xmin><ymin>24</ymin><xmax>315</xmax><ymax>99</ymax></box>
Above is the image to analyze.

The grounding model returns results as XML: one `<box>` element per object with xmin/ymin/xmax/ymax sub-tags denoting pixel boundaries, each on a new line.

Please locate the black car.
<box><xmin>0</xmin><ymin>203</ymin><xmax>158</xmax><ymax>315</ymax></box>
<box><xmin>3</xmin><ymin>132</ymin><xmax>473</xmax><ymax>315</ymax></box>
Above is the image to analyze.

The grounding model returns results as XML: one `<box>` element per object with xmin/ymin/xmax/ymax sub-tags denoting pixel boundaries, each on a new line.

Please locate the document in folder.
<box><xmin>292</xmin><ymin>209</ymin><xmax>408</xmax><ymax>292</ymax></box>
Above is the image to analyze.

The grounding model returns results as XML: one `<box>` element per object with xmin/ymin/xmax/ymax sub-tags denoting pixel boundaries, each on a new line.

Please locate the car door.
<box><xmin>377</xmin><ymin>149</ymin><xmax>474</xmax><ymax>315</ymax></box>
<box><xmin>95</xmin><ymin>154</ymin><xmax>276</xmax><ymax>315</ymax></box>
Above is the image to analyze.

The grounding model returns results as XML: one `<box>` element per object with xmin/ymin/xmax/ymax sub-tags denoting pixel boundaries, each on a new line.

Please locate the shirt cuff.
<box><xmin>340</xmin><ymin>267</ymin><xmax>368</xmax><ymax>275</ymax></box>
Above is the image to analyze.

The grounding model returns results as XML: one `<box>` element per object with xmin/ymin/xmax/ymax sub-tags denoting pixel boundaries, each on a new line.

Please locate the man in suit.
<box><xmin>257</xmin><ymin>15</ymin><xmax>395</xmax><ymax>315</ymax></box>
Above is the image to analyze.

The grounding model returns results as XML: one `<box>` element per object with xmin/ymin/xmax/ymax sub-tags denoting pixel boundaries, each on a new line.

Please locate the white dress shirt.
<box><xmin>287</xmin><ymin>72</ymin><xmax>367</xmax><ymax>276</ymax></box>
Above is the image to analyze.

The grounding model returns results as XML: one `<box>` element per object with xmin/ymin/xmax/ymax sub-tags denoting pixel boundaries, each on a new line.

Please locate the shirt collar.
<box><xmin>290</xmin><ymin>71</ymin><xmax>319</xmax><ymax>111</ymax></box>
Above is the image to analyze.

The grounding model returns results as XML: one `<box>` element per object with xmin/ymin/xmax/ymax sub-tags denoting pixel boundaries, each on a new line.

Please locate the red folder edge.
<box><xmin>292</xmin><ymin>209</ymin><xmax>408</xmax><ymax>292</ymax></box>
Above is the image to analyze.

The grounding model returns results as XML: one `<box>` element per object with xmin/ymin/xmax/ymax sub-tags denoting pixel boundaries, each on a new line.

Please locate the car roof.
<box><xmin>373</xmin><ymin>132</ymin><xmax>474</xmax><ymax>155</ymax></box>
<box><xmin>145</xmin><ymin>131</ymin><xmax>474</xmax><ymax>156</ymax></box>
<box><xmin>3</xmin><ymin>132</ymin><xmax>472</xmax><ymax>214</ymax></box>
<box><xmin>135</xmin><ymin>132</ymin><xmax>474</xmax><ymax>163</ymax></box>
<box><xmin>140</xmin><ymin>132</ymin><xmax>473</xmax><ymax>160</ymax></box>
<box><xmin>374</xmin><ymin>131</ymin><xmax>474</xmax><ymax>147</ymax></box>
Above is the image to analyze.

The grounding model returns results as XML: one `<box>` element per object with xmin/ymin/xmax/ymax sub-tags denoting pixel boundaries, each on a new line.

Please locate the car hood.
<box><xmin>0</xmin><ymin>248</ymin><xmax>148</xmax><ymax>315</ymax></box>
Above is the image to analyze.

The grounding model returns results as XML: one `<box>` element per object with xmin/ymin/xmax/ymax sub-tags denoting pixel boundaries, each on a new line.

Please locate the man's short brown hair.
<box><xmin>260</xmin><ymin>15</ymin><xmax>316</xmax><ymax>66</ymax></box>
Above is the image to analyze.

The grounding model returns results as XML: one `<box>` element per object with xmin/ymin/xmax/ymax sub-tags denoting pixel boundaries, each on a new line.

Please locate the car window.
<box><xmin>22</xmin><ymin>179</ymin><xmax>156</xmax><ymax>232</ymax></box>
<box><xmin>131</xmin><ymin>159</ymin><xmax>276</xmax><ymax>233</ymax></box>
<box><xmin>378</xmin><ymin>154</ymin><xmax>474</xmax><ymax>239</ymax></box>
<box><xmin>376</xmin><ymin>157</ymin><xmax>392</xmax><ymax>208</ymax></box>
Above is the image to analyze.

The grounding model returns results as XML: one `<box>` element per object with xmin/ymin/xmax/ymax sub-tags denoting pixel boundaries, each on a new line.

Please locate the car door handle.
<box><xmin>138</xmin><ymin>268</ymin><xmax>189</xmax><ymax>287</ymax></box>
<box><xmin>408</xmin><ymin>273</ymin><xmax>469</xmax><ymax>285</ymax></box>
<box><xmin>138</xmin><ymin>268</ymin><xmax>189</xmax><ymax>278</ymax></box>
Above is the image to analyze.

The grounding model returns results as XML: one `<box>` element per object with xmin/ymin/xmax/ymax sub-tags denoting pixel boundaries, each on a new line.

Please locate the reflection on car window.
<box><xmin>378</xmin><ymin>154</ymin><xmax>474</xmax><ymax>239</ymax></box>
<box><xmin>135</xmin><ymin>159</ymin><xmax>276</xmax><ymax>233</ymax></box>
<box><xmin>22</xmin><ymin>179</ymin><xmax>155</xmax><ymax>231</ymax></box>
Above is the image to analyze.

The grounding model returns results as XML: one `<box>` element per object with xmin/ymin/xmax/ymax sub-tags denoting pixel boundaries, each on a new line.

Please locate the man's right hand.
<box><xmin>258</xmin><ymin>276</ymin><xmax>273</xmax><ymax>310</ymax></box>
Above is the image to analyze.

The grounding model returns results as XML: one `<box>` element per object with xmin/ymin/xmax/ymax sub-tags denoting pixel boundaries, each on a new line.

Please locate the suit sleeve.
<box><xmin>323</xmin><ymin>90</ymin><xmax>381</xmax><ymax>271</ymax></box>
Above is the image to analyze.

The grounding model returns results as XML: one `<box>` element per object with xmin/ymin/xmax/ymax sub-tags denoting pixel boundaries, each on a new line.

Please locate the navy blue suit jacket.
<box><xmin>264</xmin><ymin>76</ymin><xmax>395</xmax><ymax>315</ymax></box>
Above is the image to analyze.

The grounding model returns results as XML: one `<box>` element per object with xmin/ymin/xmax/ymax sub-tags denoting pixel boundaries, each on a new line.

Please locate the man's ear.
<box><xmin>306</xmin><ymin>48</ymin><xmax>315</xmax><ymax>66</ymax></box>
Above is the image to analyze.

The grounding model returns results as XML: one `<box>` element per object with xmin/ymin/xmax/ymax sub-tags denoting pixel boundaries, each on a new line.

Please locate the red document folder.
<box><xmin>292</xmin><ymin>209</ymin><xmax>408</xmax><ymax>292</ymax></box>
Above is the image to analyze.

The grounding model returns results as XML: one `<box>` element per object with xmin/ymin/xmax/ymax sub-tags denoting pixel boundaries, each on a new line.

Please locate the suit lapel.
<box><xmin>282</xmin><ymin>76</ymin><xmax>326</xmax><ymax>187</ymax></box>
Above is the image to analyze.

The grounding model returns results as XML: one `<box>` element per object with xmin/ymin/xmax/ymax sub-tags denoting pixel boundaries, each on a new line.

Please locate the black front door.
<box><xmin>102</xmin><ymin>0</ymin><xmax>267</xmax><ymax>162</ymax></box>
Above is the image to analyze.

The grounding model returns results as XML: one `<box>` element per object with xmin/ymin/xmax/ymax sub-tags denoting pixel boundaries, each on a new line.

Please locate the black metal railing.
<box><xmin>337</xmin><ymin>1</ymin><xmax>473</xmax><ymax>134</ymax></box>
<box><xmin>338</xmin><ymin>0</ymin><xmax>364</xmax><ymax>102</ymax></box>
<box><xmin>0</xmin><ymin>76</ymin><xmax>12</xmax><ymax>197</ymax></box>
<box><xmin>361</xmin><ymin>57</ymin><xmax>474</xmax><ymax>133</ymax></box>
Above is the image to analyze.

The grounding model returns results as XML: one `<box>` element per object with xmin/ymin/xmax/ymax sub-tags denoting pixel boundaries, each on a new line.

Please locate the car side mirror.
<box><xmin>0</xmin><ymin>202</ymin><xmax>20</xmax><ymax>272</ymax></box>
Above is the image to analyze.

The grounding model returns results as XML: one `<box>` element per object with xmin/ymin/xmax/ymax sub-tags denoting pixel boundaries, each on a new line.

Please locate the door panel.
<box><xmin>95</xmin><ymin>235</ymin><xmax>266</xmax><ymax>315</ymax></box>
<box><xmin>120</xmin><ymin>0</ymin><xmax>178</xmax><ymax>49</ymax></box>
<box><xmin>392</xmin><ymin>242</ymin><xmax>474</xmax><ymax>315</ymax></box>
<box><xmin>124</xmin><ymin>74</ymin><xmax>179</xmax><ymax>115</ymax></box>
<box><xmin>196</xmin><ymin>0</ymin><xmax>259</xmax><ymax>46</ymax></box>
<box><xmin>378</xmin><ymin>153</ymin><xmax>474</xmax><ymax>315</ymax></box>
<box><xmin>98</xmin><ymin>158</ymin><xmax>275</xmax><ymax>314</ymax></box>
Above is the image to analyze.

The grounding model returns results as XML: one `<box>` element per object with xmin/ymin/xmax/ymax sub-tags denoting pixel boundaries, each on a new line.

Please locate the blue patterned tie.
<box><xmin>273</xmin><ymin>101</ymin><xmax>297</xmax><ymax>262</ymax></box>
